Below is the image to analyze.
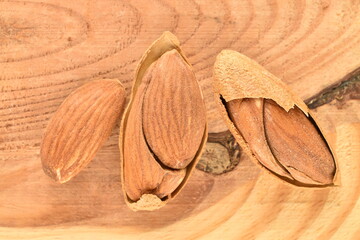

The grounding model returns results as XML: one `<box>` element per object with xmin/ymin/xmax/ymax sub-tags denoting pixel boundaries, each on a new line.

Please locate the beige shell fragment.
<box><xmin>213</xmin><ymin>50</ymin><xmax>309</xmax><ymax>114</ymax></box>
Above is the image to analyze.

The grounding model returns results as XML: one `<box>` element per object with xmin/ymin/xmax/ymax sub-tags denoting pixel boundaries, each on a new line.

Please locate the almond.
<box><xmin>142</xmin><ymin>50</ymin><xmax>206</xmax><ymax>169</ymax></box>
<box><xmin>41</xmin><ymin>79</ymin><xmax>126</xmax><ymax>183</ymax></box>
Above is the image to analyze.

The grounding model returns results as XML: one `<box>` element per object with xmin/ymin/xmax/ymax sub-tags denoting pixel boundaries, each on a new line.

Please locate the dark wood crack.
<box><xmin>306</xmin><ymin>69</ymin><xmax>360</xmax><ymax>109</ymax></box>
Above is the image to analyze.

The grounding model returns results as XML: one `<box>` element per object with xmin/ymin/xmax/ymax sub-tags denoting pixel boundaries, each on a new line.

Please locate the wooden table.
<box><xmin>1</xmin><ymin>0</ymin><xmax>359</xmax><ymax>239</ymax></box>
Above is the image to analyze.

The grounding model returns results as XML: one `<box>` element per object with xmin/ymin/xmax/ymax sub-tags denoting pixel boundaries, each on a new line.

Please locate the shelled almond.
<box><xmin>41</xmin><ymin>79</ymin><xmax>126</xmax><ymax>183</ymax></box>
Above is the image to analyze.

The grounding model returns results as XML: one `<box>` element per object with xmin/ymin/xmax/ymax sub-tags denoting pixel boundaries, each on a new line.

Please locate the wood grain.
<box><xmin>0</xmin><ymin>0</ymin><xmax>359</xmax><ymax>239</ymax></box>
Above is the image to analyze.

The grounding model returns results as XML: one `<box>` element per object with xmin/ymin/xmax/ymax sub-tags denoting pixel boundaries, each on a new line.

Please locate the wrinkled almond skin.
<box><xmin>41</xmin><ymin>79</ymin><xmax>126</xmax><ymax>183</ymax></box>
<box><xmin>120</xmin><ymin>31</ymin><xmax>208</xmax><ymax>210</ymax></box>
<box><xmin>123</xmin><ymin>79</ymin><xmax>164</xmax><ymax>201</ymax></box>
<box><xmin>264</xmin><ymin>99</ymin><xmax>335</xmax><ymax>184</ymax></box>
<box><xmin>143</xmin><ymin>50</ymin><xmax>206</xmax><ymax>169</ymax></box>
<box><xmin>123</xmin><ymin>49</ymin><xmax>206</xmax><ymax>202</ymax></box>
<box><xmin>123</xmin><ymin>70</ymin><xmax>186</xmax><ymax>201</ymax></box>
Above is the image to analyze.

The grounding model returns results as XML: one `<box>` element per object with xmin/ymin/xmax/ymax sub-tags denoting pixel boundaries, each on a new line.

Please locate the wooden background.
<box><xmin>0</xmin><ymin>0</ymin><xmax>359</xmax><ymax>239</ymax></box>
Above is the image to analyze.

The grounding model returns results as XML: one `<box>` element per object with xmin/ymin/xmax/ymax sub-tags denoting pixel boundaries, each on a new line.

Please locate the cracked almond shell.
<box><xmin>119</xmin><ymin>32</ymin><xmax>208</xmax><ymax>211</ymax></box>
<box><xmin>213</xmin><ymin>50</ymin><xmax>339</xmax><ymax>187</ymax></box>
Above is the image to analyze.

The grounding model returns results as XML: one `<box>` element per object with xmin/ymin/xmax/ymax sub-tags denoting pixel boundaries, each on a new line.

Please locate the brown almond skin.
<box><xmin>227</xmin><ymin>98</ymin><xmax>293</xmax><ymax>180</ymax></box>
<box><xmin>124</xmin><ymin>57</ymin><xmax>188</xmax><ymax>201</ymax></box>
<box><xmin>154</xmin><ymin>169</ymin><xmax>187</xmax><ymax>199</ymax></box>
<box><xmin>120</xmin><ymin>31</ymin><xmax>208</xmax><ymax>210</ymax></box>
<box><xmin>142</xmin><ymin>50</ymin><xmax>207</xmax><ymax>169</ymax></box>
<box><xmin>40</xmin><ymin>79</ymin><xmax>126</xmax><ymax>183</ymax></box>
<box><xmin>123</xmin><ymin>79</ymin><xmax>164</xmax><ymax>201</ymax></box>
<box><xmin>264</xmin><ymin>99</ymin><xmax>336</xmax><ymax>185</ymax></box>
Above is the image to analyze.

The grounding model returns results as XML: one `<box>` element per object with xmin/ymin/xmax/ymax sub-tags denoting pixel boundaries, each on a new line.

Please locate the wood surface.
<box><xmin>0</xmin><ymin>0</ymin><xmax>359</xmax><ymax>239</ymax></box>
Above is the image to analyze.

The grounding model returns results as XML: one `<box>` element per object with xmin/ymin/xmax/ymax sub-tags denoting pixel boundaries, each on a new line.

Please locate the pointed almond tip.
<box><xmin>55</xmin><ymin>169</ymin><xmax>64</xmax><ymax>183</ymax></box>
<box><xmin>54</xmin><ymin>169</ymin><xmax>73</xmax><ymax>184</ymax></box>
<box><xmin>42</xmin><ymin>165</ymin><xmax>70</xmax><ymax>184</ymax></box>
